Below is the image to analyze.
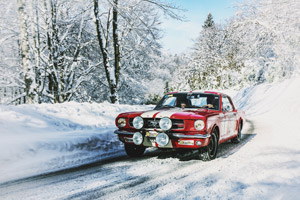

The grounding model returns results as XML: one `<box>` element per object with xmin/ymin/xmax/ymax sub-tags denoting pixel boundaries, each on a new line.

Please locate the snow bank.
<box><xmin>233</xmin><ymin>77</ymin><xmax>300</xmax><ymax>117</ymax></box>
<box><xmin>0</xmin><ymin>102</ymin><xmax>152</xmax><ymax>183</ymax></box>
<box><xmin>223</xmin><ymin>77</ymin><xmax>300</xmax><ymax>199</ymax></box>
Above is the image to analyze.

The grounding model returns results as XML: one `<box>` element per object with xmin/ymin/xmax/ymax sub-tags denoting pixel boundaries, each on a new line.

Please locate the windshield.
<box><xmin>155</xmin><ymin>93</ymin><xmax>220</xmax><ymax>111</ymax></box>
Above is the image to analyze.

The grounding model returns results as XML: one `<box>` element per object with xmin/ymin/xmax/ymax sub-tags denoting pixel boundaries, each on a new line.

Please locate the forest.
<box><xmin>0</xmin><ymin>0</ymin><xmax>299</xmax><ymax>105</ymax></box>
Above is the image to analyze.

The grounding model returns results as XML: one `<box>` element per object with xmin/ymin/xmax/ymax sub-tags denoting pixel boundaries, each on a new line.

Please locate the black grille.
<box><xmin>129</xmin><ymin>118</ymin><xmax>184</xmax><ymax>130</ymax></box>
<box><xmin>144</xmin><ymin>118</ymin><xmax>160</xmax><ymax>129</ymax></box>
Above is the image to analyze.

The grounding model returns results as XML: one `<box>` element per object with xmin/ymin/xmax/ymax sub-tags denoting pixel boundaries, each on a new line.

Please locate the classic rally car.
<box><xmin>115</xmin><ymin>91</ymin><xmax>245</xmax><ymax>161</ymax></box>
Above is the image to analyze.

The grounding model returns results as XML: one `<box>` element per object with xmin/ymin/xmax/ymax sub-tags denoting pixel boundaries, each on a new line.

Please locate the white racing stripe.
<box><xmin>141</xmin><ymin>110</ymin><xmax>159</xmax><ymax>118</ymax></box>
<box><xmin>155</xmin><ymin>109</ymin><xmax>180</xmax><ymax>118</ymax></box>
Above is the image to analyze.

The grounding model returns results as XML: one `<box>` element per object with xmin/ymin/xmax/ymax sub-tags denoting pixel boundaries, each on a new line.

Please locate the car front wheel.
<box><xmin>200</xmin><ymin>129</ymin><xmax>218</xmax><ymax>161</ymax></box>
<box><xmin>124</xmin><ymin>144</ymin><xmax>146</xmax><ymax>157</ymax></box>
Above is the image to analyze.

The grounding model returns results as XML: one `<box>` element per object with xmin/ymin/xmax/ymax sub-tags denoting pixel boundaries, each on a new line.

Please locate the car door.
<box><xmin>221</xmin><ymin>96</ymin><xmax>237</xmax><ymax>140</ymax></box>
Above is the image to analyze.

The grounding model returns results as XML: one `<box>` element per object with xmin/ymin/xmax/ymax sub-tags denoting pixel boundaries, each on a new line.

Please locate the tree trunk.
<box><xmin>30</xmin><ymin>0</ymin><xmax>42</xmax><ymax>103</ymax></box>
<box><xmin>112</xmin><ymin>0</ymin><xmax>120</xmax><ymax>103</ymax></box>
<box><xmin>93</xmin><ymin>0</ymin><xmax>118</xmax><ymax>103</ymax></box>
<box><xmin>17</xmin><ymin>0</ymin><xmax>34</xmax><ymax>103</ymax></box>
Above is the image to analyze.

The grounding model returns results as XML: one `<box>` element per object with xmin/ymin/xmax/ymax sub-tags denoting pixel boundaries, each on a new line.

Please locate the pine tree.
<box><xmin>203</xmin><ymin>13</ymin><xmax>215</xmax><ymax>28</ymax></box>
<box><xmin>164</xmin><ymin>81</ymin><xmax>169</xmax><ymax>93</ymax></box>
<box><xmin>187</xmin><ymin>13</ymin><xmax>220</xmax><ymax>90</ymax></box>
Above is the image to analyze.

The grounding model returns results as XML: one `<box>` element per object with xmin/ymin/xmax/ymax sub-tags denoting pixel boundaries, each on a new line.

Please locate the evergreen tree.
<box><xmin>187</xmin><ymin>13</ymin><xmax>220</xmax><ymax>90</ymax></box>
<box><xmin>164</xmin><ymin>81</ymin><xmax>169</xmax><ymax>93</ymax></box>
<box><xmin>186</xmin><ymin>13</ymin><xmax>244</xmax><ymax>90</ymax></box>
<box><xmin>203</xmin><ymin>13</ymin><xmax>215</xmax><ymax>28</ymax></box>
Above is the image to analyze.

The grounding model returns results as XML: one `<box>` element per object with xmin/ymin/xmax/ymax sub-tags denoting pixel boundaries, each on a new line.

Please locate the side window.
<box><xmin>222</xmin><ymin>96</ymin><xmax>233</xmax><ymax>112</ymax></box>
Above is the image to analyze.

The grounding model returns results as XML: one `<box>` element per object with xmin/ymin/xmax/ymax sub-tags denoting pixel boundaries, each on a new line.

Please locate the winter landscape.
<box><xmin>1</xmin><ymin>0</ymin><xmax>300</xmax><ymax>199</ymax></box>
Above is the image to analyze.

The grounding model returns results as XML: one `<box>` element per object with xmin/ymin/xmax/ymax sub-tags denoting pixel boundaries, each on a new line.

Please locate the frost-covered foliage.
<box><xmin>144</xmin><ymin>53</ymin><xmax>188</xmax><ymax>102</ymax></box>
<box><xmin>172</xmin><ymin>14</ymin><xmax>245</xmax><ymax>91</ymax></box>
<box><xmin>0</xmin><ymin>0</ymin><xmax>102</xmax><ymax>104</ymax></box>
<box><xmin>92</xmin><ymin>0</ymin><xmax>165</xmax><ymax>104</ymax></box>
<box><xmin>2</xmin><ymin>0</ymin><xmax>299</xmax><ymax>104</ymax></box>
<box><xmin>233</xmin><ymin>0</ymin><xmax>300</xmax><ymax>83</ymax></box>
<box><xmin>0</xmin><ymin>0</ymin><xmax>180</xmax><ymax>104</ymax></box>
<box><xmin>173</xmin><ymin>0</ymin><xmax>300</xmax><ymax>91</ymax></box>
<box><xmin>187</xmin><ymin>15</ymin><xmax>243</xmax><ymax>90</ymax></box>
<box><xmin>0</xmin><ymin>1</ymin><xmax>24</xmax><ymax>104</ymax></box>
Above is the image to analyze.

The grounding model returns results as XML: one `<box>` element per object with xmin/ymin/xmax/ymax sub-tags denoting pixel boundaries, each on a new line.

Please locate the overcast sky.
<box><xmin>161</xmin><ymin>0</ymin><xmax>236</xmax><ymax>54</ymax></box>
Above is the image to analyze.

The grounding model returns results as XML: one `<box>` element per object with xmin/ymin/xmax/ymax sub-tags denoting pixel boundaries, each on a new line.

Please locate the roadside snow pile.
<box><xmin>233</xmin><ymin>77</ymin><xmax>300</xmax><ymax>117</ymax></box>
<box><xmin>0</xmin><ymin>102</ymin><xmax>152</xmax><ymax>183</ymax></box>
<box><xmin>221</xmin><ymin>77</ymin><xmax>300</xmax><ymax>199</ymax></box>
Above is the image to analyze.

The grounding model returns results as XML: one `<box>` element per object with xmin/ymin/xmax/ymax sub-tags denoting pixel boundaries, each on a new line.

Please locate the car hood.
<box><xmin>119</xmin><ymin>108</ymin><xmax>218</xmax><ymax>120</ymax></box>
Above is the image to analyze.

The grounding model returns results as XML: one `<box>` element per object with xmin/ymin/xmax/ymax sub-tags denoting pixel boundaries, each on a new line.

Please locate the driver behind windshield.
<box><xmin>176</xmin><ymin>96</ymin><xmax>191</xmax><ymax>108</ymax></box>
<box><xmin>155</xmin><ymin>93</ymin><xmax>219</xmax><ymax>110</ymax></box>
<box><xmin>202</xmin><ymin>95</ymin><xmax>219</xmax><ymax>109</ymax></box>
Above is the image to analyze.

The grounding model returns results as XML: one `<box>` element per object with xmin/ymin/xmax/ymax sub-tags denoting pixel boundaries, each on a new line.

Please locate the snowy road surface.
<box><xmin>0</xmin><ymin>120</ymin><xmax>256</xmax><ymax>200</ymax></box>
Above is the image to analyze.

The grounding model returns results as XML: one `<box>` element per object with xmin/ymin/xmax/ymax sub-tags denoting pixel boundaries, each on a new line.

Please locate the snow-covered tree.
<box><xmin>0</xmin><ymin>0</ymin><xmax>24</xmax><ymax>104</ymax></box>
<box><xmin>93</xmin><ymin>0</ymin><xmax>181</xmax><ymax>104</ymax></box>
<box><xmin>233</xmin><ymin>0</ymin><xmax>300</xmax><ymax>83</ymax></box>
<box><xmin>186</xmin><ymin>14</ymin><xmax>232</xmax><ymax>90</ymax></box>
<box><xmin>0</xmin><ymin>0</ymin><xmax>182</xmax><ymax>104</ymax></box>
<box><xmin>178</xmin><ymin>0</ymin><xmax>300</xmax><ymax>91</ymax></box>
<box><xmin>17</xmin><ymin>0</ymin><xmax>36</xmax><ymax>103</ymax></box>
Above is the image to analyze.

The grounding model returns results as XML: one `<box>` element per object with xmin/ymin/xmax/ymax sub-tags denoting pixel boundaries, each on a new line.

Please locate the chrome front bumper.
<box><xmin>114</xmin><ymin>130</ymin><xmax>135</xmax><ymax>135</ymax></box>
<box><xmin>114</xmin><ymin>130</ymin><xmax>210</xmax><ymax>139</ymax></box>
<box><xmin>172</xmin><ymin>133</ymin><xmax>211</xmax><ymax>139</ymax></box>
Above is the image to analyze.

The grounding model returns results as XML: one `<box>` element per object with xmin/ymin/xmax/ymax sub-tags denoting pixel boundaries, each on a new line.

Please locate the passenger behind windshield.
<box><xmin>154</xmin><ymin>93</ymin><xmax>220</xmax><ymax>111</ymax></box>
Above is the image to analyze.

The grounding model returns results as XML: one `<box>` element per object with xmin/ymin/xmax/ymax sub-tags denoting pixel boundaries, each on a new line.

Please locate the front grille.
<box><xmin>144</xmin><ymin>118</ymin><xmax>160</xmax><ymax>129</ymax></box>
<box><xmin>129</xmin><ymin>118</ymin><xmax>184</xmax><ymax>130</ymax></box>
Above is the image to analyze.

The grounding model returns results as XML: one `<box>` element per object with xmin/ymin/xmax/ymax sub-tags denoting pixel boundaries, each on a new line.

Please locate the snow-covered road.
<box><xmin>0</xmin><ymin>120</ymin><xmax>255</xmax><ymax>200</ymax></box>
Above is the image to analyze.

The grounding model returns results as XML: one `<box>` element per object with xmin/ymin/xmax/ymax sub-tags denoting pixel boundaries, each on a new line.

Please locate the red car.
<box><xmin>115</xmin><ymin>91</ymin><xmax>245</xmax><ymax>161</ymax></box>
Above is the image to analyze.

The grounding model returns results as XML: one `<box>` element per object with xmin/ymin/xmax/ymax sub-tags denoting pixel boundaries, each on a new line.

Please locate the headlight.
<box><xmin>156</xmin><ymin>133</ymin><xmax>169</xmax><ymax>146</ymax></box>
<box><xmin>117</xmin><ymin>118</ymin><xmax>126</xmax><ymax>127</ymax></box>
<box><xmin>133</xmin><ymin>116</ymin><xmax>143</xmax><ymax>129</ymax></box>
<box><xmin>133</xmin><ymin>132</ymin><xmax>143</xmax><ymax>145</ymax></box>
<box><xmin>194</xmin><ymin>120</ymin><xmax>205</xmax><ymax>130</ymax></box>
<box><xmin>159</xmin><ymin>117</ymin><xmax>172</xmax><ymax>130</ymax></box>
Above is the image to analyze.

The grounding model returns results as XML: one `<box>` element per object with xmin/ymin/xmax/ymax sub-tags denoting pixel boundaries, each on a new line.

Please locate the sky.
<box><xmin>161</xmin><ymin>0</ymin><xmax>237</xmax><ymax>54</ymax></box>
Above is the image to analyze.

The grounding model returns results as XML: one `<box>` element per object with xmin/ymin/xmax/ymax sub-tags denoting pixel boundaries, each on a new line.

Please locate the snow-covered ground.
<box><xmin>0</xmin><ymin>102</ymin><xmax>152</xmax><ymax>183</ymax></box>
<box><xmin>1</xmin><ymin>77</ymin><xmax>300</xmax><ymax>199</ymax></box>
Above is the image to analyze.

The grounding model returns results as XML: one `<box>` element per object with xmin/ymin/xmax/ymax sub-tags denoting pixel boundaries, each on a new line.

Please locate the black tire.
<box><xmin>231</xmin><ymin>122</ymin><xmax>242</xmax><ymax>144</ymax></box>
<box><xmin>200</xmin><ymin>129</ymin><xmax>219</xmax><ymax>161</ymax></box>
<box><xmin>124</xmin><ymin>144</ymin><xmax>146</xmax><ymax>157</ymax></box>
